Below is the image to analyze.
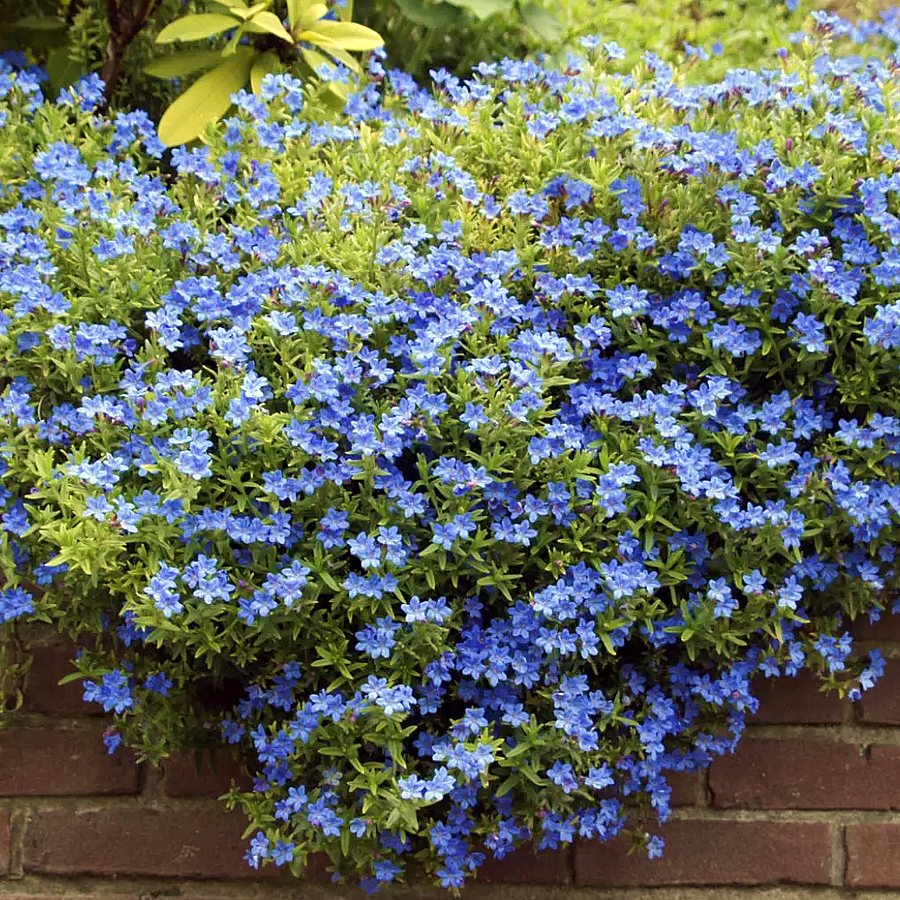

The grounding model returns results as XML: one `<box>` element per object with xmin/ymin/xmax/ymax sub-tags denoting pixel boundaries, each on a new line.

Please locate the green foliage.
<box><xmin>0</xmin><ymin>13</ymin><xmax>900</xmax><ymax>886</ymax></box>
<box><xmin>148</xmin><ymin>0</ymin><xmax>385</xmax><ymax>145</ymax></box>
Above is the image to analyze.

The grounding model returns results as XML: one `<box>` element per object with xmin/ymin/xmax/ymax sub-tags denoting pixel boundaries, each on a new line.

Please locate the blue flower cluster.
<box><xmin>1</xmin><ymin>9</ymin><xmax>900</xmax><ymax>891</ymax></box>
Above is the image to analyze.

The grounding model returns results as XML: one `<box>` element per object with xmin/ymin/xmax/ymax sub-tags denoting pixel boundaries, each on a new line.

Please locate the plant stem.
<box><xmin>100</xmin><ymin>0</ymin><xmax>161</xmax><ymax>104</ymax></box>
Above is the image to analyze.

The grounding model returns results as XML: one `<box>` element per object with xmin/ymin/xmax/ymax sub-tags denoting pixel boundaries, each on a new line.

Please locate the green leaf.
<box><xmin>286</xmin><ymin>0</ymin><xmax>305</xmax><ymax>29</ymax></box>
<box><xmin>7</xmin><ymin>14</ymin><xmax>66</xmax><ymax>32</ymax></box>
<box><xmin>300</xmin><ymin>46</ymin><xmax>331</xmax><ymax>75</ymax></box>
<box><xmin>157</xmin><ymin>48</ymin><xmax>256</xmax><ymax>146</ymax></box>
<box><xmin>301</xmin><ymin>20</ymin><xmax>384</xmax><ymax>50</ymax></box>
<box><xmin>519</xmin><ymin>2</ymin><xmax>563</xmax><ymax>41</ymax></box>
<box><xmin>444</xmin><ymin>0</ymin><xmax>510</xmax><ymax>19</ymax></box>
<box><xmin>319</xmin><ymin>570</ymin><xmax>341</xmax><ymax>592</ymax></box>
<box><xmin>319</xmin><ymin>43</ymin><xmax>362</xmax><ymax>74</ymax></box>
<box><xmin>45</xmin><ymin>46</ymin><xmax>86</xmax><ymax>94</ymax></box>
<box><xmin>394</xmin><ymin>0</ymin><xmax>463</xmax><ymax>27</ymax></box>
<box><xmin>143</xmin><ymin>49</ymin><xmax>223</xmax><ymax>79</ymax></box>
<box><xmin>5</xmin><ymin>14</ymin><xmax>68</xmax><ymax>49</ymax></box>
<box><xmin>247</xmin><ymin>10</ymin><xmax>294</xmax><ymax>42</ymax></box>
<box><xmin>156</xmin><ymin>13</ymin><xmax>241</xmax><ymax>44</ymax></box>
<box><xmin>250</xmin><ymin>50</ymin><xmax>283</xmax><ymax>93</ymax></box>
<box><xmin>289</xmin><ymin>1</ymin><xmax>327</xmax><ymax>30</ymax></box>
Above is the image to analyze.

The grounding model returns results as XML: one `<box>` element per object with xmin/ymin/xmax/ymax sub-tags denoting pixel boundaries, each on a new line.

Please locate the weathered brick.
<box><xmin>847</xmin><ymin>824</ymin><xmax>900</xmax><ymax>887</ymax></box>
<box><xmin>23</xmin><ymin>807</ymin><xmax>330</xmax><ymax>880</ymax></box>
<box><xmin>0</xmin><ymin>728</ymin><xmax>138</xmax><ymax>796</ymax></box>
<box><xmin>858</xmin><ymin>659</ymin><xmax>900</xmax><ymax>724</ymax></box>
<box><xmin>0</xmin><ymin>810</ymin><xmax>11</xmax><ymax>875</ymax></box>
<box><xmin>710</xmin><ymin>739</ymin><xmax>900</xmax><ymax>809</ymax></box>
<box><xmin>22</xmin><ymin>642</ymin><xmax>93</xmax><ymax>716</ymax></box>
<box><xmin>748</xmin><ymin>671</ymin><xmax>847</xmax><ymax>724</ymax></box>
<box><xmin>851</xmin><ymin>611</ymin><xmax>900</xmax><ymax>642</ymax></box>
<box><xmin>478</xmin><ymin>847</ymin><xmax>569</xmax><ymax>884</ymax></box>
<box><xmin>667</xmin><ymin>769</ymin><xmax>703</xmax><ymax>806</ymax></box>
<box><xmin>162</xmin><ymin>747</ymin><xmax>253</xmax><ymax>797</ymax></box>
<box><xmin>575</xmin><ymin>821</ymin><xmax>831</xmax><ymax>886</ymax></box>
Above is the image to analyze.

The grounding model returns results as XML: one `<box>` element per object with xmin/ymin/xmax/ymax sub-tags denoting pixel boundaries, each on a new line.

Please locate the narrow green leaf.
<box><xmin>599</xmin><ymin>632</ymin><xmax>617</xmax><ymax>655</ymax></box>
<box><xmin>157</xmin><ymin>48</ymin><xmax>256</xmax><ymax>146</ymax></box>
<box><xmin>156</xmin><ymin>13</ymin><xmax>241</xmax><ymax>44</ymax></box>
<box><xmin>143</xmin><ymin>49</ymin><xmax>223</xmax><ymax>79</ymax></box>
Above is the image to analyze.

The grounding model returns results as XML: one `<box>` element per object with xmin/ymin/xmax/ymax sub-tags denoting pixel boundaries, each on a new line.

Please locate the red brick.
<box><xmin>852</xmin><ymin>611</ymin><xmax>900</xmax><ymax>641</ymax></box>
<box><xmin>23</xmin><ymin>807</ymin><xmax>330</xmax><ymax>880</ymax></box>
<box><xmin>162</xmin><ymin>748</ymin><xmax>253</xmax><ymax>797</ymax></box>
<box><xmin>847</xmin><ymin>824</ymin><xmax>900</xmax><ymax>887</ymax></box>
<box><xmin>22</xmin><ymin>642</ymin><xmax>94</xmax><ymax>716</ymax></box>
<box><xmin>858</xmin><ymin>660</ymin><xmax>900</xmax><ymax>724</ymax></box>
<box><xmin>748</xmin><ymin>671</ymin><xmax>847</xmax><ymax>724</ymax></box>
<box><xmin>478</xmin><ymin>846</ymin><xmax>568</xmax><ymax>884</ymax></box>
<box><xmin>668</xmin><ymin>769</ymin><xmax>702</xmax><ymax>806</ymax></box>
<box><xmin>0</xmin><ymin>728</ymin><xmax>138</xmax><ymax>795</ymax></box>
<box><xmin>710</xmin><ymin>739</ymin><xmax>900</xmax><ymax>809</ymax></box>
<box><xmin>575</xmin><ymin>821</ymin><xmax>831</xmax><ymax>886</ymax></box>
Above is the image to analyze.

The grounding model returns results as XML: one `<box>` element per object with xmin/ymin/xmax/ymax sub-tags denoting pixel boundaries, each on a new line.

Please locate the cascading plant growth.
<box><xmin>1</xmin><ymin>11</ymin><xmax>900</xmax><ymax>889</ymax></box>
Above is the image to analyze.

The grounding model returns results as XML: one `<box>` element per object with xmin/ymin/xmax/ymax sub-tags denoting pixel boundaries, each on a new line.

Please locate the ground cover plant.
<box><xmin>3</xmin><ymin>0</ymin><xmax>892</xmax><ymax>120</ymax></box>
<box><xmin>1</xmin><ymin>7</ymin><xmax>900</xmax><ymax>891</ymax></box>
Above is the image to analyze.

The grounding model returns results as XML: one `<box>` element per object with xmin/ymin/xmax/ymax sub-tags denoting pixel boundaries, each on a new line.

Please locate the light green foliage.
<box><xmin>149</xmin><ymin>0</ymin><xmax>385</xmax><ymax>145</ymax></box>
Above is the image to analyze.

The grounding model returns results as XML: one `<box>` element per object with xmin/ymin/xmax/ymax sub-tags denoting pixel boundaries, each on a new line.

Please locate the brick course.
<box><xmin>709</xmin><ymin>738</ymin><xmax>900</xmax><ymax>809</ymax></box>
<box><xmin>846</xmin><ymin>824</ymin><xmax>900</xmax><ymax>888</ymax></box>
<box><xmin>2</xmin><ymin>623</ymin><xmax>900</xmax><ymax>896</ymax></box>
<box><xmin>0</xmin><ymin>727</ymin><xmax>139</xmax><ymax>796</ymax></box>
<box><xmin>574</xmin><ymin>821</ymin><xmax>833</xmax><ymax>886</ymax></box>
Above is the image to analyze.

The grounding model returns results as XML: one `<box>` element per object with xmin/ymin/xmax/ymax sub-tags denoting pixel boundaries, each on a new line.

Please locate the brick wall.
<box><xmin>1</xmin><ymin>620</ymin><xmax>900</xmax><ymax>900</ymax></box>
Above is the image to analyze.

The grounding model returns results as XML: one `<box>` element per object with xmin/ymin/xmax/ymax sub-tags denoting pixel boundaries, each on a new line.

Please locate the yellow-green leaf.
<box><xmin>156</xmin><ymin>13</ymin><xmax>241</xmax><ymax>44</ymax></box>
<box><xmin>320</xmin><ymin>43</ymin><xmax>362</xmax><ymax>74</ymax></box>
<box><xmin>299</xmin><ymin>46</ymin><xmax>332</xmax><ymax>73</ymax></box>
<box><xmin>247</xmin><ymin>10</ymin><xmax>293</xmax><ymax>42</ymax></box>
<box><xmin>286</xmin><ymin>0</ymin><xmax>305</xmax><ymax>29</ymax></box>
<box><xmin>302</xmin><ymin>20</ymin><xmax>383</xmax><ymax>51</ymax></box>
<box><xmin>207</xmin><ymin>0</ymin><xmax>252</xmax><ymax>18</ymax></box>
<box><xmin>157</xmin><ymin>48</ymin><xmax>256</xmax><ymax>146</ymax></box>
<box><xmin>292</xmin><ymin>2</ymin><xmax>327</xmax><ymax>30</ymax></box>
<box><xmin>143</xmin><ymin>49</ymin><xmax>223</xmax><ymax>79</ymax></box>
<box><xmin>250</xmin><ymin>50</ymin><xmax>282</xmax><ymax>94</ymax></box>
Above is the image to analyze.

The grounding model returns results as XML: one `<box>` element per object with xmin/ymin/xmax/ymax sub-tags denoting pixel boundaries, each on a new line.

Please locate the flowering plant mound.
<box><xmin>1</xmin><ymin>13</ymin><xmax>900</xmax><ymax>889</ymax></box>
